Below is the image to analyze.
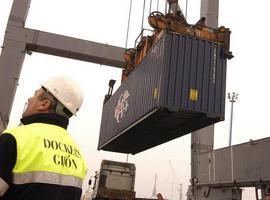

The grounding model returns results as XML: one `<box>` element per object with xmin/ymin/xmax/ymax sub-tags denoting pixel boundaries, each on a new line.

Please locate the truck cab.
<box><xmin>89</xmin><ymin>160</ymin><xmax>136</xmax><ymax>200</ymax></box>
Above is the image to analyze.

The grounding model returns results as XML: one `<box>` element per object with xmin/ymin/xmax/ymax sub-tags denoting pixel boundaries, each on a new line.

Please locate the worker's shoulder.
<box><xmin>1</xmin><ymin>124</ymin><xmax>40</xmax><ymax>138</ymax></box>
<box><xmin>2</xmin><ymin>124</ymin><xmax>29</xmax><ymax>134</ymax></box>
<box><xmin>0</xmin><ymin>131</ymin><xmax>16</xmax><ymax>147</ymax></box>
<box><xmin>3</xmin><ymin>123</ymin><xmax>54</xmax><ymax>133</ymax></box>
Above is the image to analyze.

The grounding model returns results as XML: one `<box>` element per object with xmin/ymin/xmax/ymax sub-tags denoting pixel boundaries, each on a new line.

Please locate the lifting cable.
<box><xmin>125</xmin><ymin>0</ymin><xmax>133</xmax><ymax>49</ymax></box>
<box><xmin>125</xmin><ymin>0</ymin><xmax>188</xmax><ymax>49</ymax></box>
<box><xmin>149</xmin><ymin>0</ymin><xmax>153</xmax><ymax>15</ymax></box>
<box><xmin>185</xmin><ymin>0</ymin><xmax>188</xmax><ymax>18</ymax></box>
<box><xmin>141</xmin><ymin>0</ymin><xmax>147</xmax><ymax>33</ymax></box>
<box><xmin>164</xmin><ymin>0</ymin><xmax>168</xmax><ymax>14</ymax></box>
<box><xmin>125</xmin><ymin>0</ymin><xmax>133</xmax><ymax>163</ymax></box>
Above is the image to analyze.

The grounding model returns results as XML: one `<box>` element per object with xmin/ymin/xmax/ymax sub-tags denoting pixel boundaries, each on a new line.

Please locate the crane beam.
<box><xmin>5</xmin><ymin>27</ymin><xmax>125</xmax><ymax>68</ymax></box>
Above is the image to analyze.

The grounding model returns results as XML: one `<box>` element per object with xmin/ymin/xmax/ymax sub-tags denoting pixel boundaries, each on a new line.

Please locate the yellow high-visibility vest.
<box><xmin>3</xmin><ymin>123</ymin><xmax>87</xmax><ymax>188</ymax></box>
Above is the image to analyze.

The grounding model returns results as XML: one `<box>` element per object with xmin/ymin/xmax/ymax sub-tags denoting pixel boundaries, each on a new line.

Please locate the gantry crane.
<box><xmin>1</xmin><ymin>1</ymin><xmax>270</xmax><ymax>200</ymax></box>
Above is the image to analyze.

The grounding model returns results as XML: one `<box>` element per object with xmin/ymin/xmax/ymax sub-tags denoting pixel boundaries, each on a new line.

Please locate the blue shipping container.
<box><xmin>98</xmin><ymin>31</ymin><xmax>227</xmax><ymax>154</ymax></box>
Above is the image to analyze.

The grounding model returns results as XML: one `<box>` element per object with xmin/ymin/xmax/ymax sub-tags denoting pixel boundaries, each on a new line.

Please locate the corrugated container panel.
<box><xmin>98</xmin><ymin>31</ymin><xmax>227</xmax><ymax>154</ymax></box>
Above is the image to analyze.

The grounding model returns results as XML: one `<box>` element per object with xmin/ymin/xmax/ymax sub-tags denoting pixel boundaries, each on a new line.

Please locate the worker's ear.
<box><xmin>38</xmin><ymin>99</ymin><xmax>51</xmax><ymax>111</ymax></box>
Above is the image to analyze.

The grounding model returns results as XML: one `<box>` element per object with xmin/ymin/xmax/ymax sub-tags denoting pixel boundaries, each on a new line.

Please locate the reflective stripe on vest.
<box><xmin>0</xmin><ymin>177</ymin><xmax>9</xmax><ymax>196</ymax></box>
<box><xmin>13</xmin><ymin>171</ymin><xmax>82</xmax><ymax>188</ymax></box>
<box><xmin>3</xmin><ymin>123</ymin><xmax>87</xmax><ymax>188</ymax></box>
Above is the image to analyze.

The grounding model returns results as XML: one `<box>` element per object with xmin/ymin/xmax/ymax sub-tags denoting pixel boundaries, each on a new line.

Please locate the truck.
<box><xmin>84</xmin><ymin>159</ymin><xmax>136</xmax><ymax>200</ymax></box>
<box><xmin>82</xmin><ymin>160</ymin><xmax>163</xmax><ymax>200</ymax></box>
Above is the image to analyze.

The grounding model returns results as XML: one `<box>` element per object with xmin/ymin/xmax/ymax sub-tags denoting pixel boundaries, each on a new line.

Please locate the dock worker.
<box><xmin>0</xmin><ymin>76</ymin><xmax>87</xmax><ymax>200</ymax></box>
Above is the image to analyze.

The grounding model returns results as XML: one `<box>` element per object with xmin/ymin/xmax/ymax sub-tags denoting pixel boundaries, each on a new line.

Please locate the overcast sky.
<box><xmin>1</xmin><ymin>0</ymin><xmax>270</xmax><ymax>199</ymax></box>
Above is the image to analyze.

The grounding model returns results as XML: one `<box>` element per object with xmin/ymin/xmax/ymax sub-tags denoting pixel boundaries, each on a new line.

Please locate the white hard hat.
<box><xmin>41</xmin><ymin>76</ymin><xmax>84</xmax><ymax>115</ymax></box>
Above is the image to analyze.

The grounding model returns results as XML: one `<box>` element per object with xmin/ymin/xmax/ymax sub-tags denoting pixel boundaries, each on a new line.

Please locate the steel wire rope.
<box><xmin>164</xmin><ymin>0</ymin><xmax>168</xmax><ymax>14</ymax></box>
<box><xmin>124</xmin><ymin>0</ymin><xmax>133</xmax><ymax>163</ymax></box>
<box><xmin>185</xmin><ymin>0</ymin><xmax>188</xmax><ymax>18</ymax></box>
<box><xmin>141</xmin><ymin>0</ymin><xmax>147</xmax><ymax>35</ymax></box>
<box><xmin>125</xmin><ymin>0</ymin><xmax>133</xmax><ymax>49</ymax></box>
<box><xmin>149</xmin><ymin>0</ymin><xmax>153</xmax><ymax>15</ymax></box>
